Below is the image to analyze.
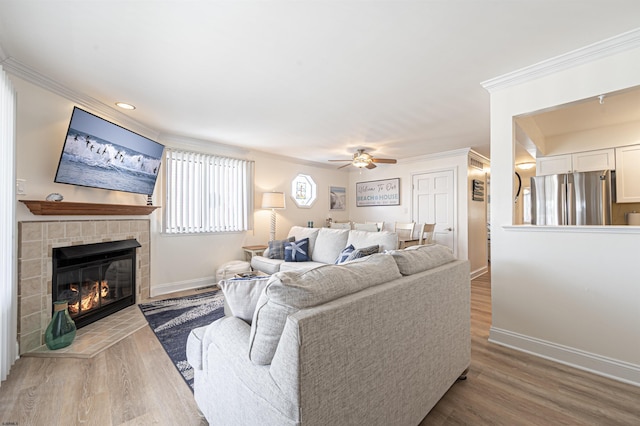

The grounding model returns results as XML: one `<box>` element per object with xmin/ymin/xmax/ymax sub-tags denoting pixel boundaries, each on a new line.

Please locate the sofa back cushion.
<box><xmin>248</xmin><ymin>253</ymin><xmax>402</xmax><ymax>365</ymax></box>
<box><xmin>388</xmin><ymin>244</ymin><xmax>456</xmax><ymax>275</ymax></box>
<box><xmin>347</xmin><ymin>230</ymin><xmax>398</xmax><ymax>252</ymax></box>
<box><xmin>312</xmin><ymin>227</ymin><xmax>349</xmax><ymax>264</ymax></box>
<box><xmin>287</xmin><ymin>226</ymin><xmax>320</xmax><ymax>259</ymax></box>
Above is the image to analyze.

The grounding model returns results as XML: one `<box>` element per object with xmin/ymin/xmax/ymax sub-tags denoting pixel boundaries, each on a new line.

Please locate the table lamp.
<box><xmin>262</xmin><ymin>192</ymin><xmax>286</xmax><ymax>241</ymax></box>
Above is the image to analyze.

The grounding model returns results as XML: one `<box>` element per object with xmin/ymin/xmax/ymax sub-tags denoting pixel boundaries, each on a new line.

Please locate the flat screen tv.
<box><xmin>54</xmin><ymin>107</ymin><xmax>164</xmax><ymax>196</ymax></box>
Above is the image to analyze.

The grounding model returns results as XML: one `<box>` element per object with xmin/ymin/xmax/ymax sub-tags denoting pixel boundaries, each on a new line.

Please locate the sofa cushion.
<box><xmin>284</xmin><ymin>238</ymin><xmax>310</xmax><ymax>262</ymax></box>
<box><xmin>345</xmin><ymin>244</ymin><xmax>379</xmax><ymax>262</ymax></box>
<box><xmin>268</xmin><ymin>237</ymin><xmax>295</xmax><ymax>259</ymax></box>
<box><xmin>347</xmin><ymin>230</ymin><xmax>398</xmax><ymax>252</ymax></box>
<box><xmin>248</xmin><ymin>253</ymin><xmax>402</xmax><ymax>365</ymax></box>
<box><xmin>388</xmin><ymin>244</ymin><xmax>455</xmax><ymax>275</ymax></box>
<box><xmin>287</xmin><ymin>226</ymin><xmax>320</xmax><ymax>259</ymax></box>
<box><xmin>313</xmin><ymin>227</ymin><xmax>350</xmax><ymax>263</ymax></box>
<box><xmin>218</xmin><ymin>275</ymin><xmax>271</xmax><ymax>323</ymax></box>
<box><xmin>335</xmin><ymin>244</ymin><xmax>355</xmax><ymax>264</ymax></box>
<box><xmin>278</xmin><ymin>260</ymin><xmax>326</xmax><ymax>272</ymax></box>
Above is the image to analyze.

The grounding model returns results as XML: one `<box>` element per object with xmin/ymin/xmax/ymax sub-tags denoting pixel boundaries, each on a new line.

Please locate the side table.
<box><xmin>242</xmin><ymin>245</ymin><xmax>268</xmax><ymax>262</ymax></box>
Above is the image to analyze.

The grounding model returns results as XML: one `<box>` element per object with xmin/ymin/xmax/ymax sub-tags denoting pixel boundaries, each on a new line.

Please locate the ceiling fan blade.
<box><xmin>366</xmin><ymin>162</ymin><xmax>377</xmax><ymax>169</ymax></box>
<box><xmin>337</xmin><ymin>163</ymin><xmax>352</xmax><ymax>169</ymax></box>
<box><xmin>329</xmin><ymin>159</ymin><xmax>352</xmax><ymax>162</ymax></box>
<box><xmin>371</xmin><ymin>158</ymin><xmax>397</xmax><ymax>164</ymax></box>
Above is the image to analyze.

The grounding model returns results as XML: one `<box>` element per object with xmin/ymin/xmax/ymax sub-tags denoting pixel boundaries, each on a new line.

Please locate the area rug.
<box><xmin>138</xmin><ymin>290</ymin><xmax>225</xmax><ymax>391</ymax></box>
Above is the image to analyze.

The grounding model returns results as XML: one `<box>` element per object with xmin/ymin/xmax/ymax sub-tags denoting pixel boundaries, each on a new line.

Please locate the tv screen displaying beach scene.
<box><xmin>54</xmin><ymin>107</ymin><xmax>164</xmax><ymax>195</ymax></box>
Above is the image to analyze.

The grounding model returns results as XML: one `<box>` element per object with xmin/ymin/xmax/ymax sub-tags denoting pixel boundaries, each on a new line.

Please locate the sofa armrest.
<box><xmin>250</xmin><ymin>255</ymin><xmax>284</xmax><ymax>274</ymax></box>
<box><xmin>203</xmin><ymin>316</ymin><xmax>298</xmax><ymax>421</ymax></box>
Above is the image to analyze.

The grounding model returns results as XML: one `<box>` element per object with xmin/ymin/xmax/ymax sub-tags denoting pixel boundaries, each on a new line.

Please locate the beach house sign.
<box><xmin>356</xmin><ymin>178</ymin><xmax>400</xmax><ymax>207</ymax></box>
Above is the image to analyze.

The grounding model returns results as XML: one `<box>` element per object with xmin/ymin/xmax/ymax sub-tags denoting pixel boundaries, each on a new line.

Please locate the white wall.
<box><xmin>12</xmin><ymin>75</ymin><xmax>348</xmax><ymax>296</ymax></box>
<box><xmin>487</xmin><ymin>42</ymin><xmax>640</xmax><ymax>385</ymax></box>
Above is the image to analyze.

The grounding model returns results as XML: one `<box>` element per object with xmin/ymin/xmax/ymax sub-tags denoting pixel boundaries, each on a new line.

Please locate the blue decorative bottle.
<box><xmin>45</xmin><ymin>301</ymin><xmax>77</xmax><ymax>350</ymax></box>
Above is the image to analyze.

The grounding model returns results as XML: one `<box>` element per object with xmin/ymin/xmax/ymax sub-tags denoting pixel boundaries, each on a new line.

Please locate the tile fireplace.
<box><xmin>18</xmin><ymin>219</ymin><xmax>150</xmax><ymax>354</ymax></box>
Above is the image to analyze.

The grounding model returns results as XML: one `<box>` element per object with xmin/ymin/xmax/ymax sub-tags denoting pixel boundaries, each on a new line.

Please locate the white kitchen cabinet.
<box><xmin>536</xmin><ymin>154</ymin><xmax>572</xmax><ymax>175</ymax></box>
<box><xmin>536</xmin><ymin>149</ymin><xmax>615</xmax><ymax>176</ymax></box>
<box><xmin>615</xmin><ymin>145</ymin><xmax>640</xmax><ymax>203</ymax></box>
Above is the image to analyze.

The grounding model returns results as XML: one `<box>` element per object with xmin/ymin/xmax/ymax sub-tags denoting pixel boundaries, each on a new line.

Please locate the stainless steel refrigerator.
<box><xmin>530</xmin><ymin>170</ymin><xmax>613</xmax><ymax>225</ymax></box>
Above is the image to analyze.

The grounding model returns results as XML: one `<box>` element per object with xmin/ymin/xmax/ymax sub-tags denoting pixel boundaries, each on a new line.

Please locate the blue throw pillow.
<box><xmin>335</xmin><ymin>244</ymin><xmax>355</xmax><ymax>264</ymax></box>
<box><xmin>284</xmin><ymin>238</ymin><xmax>310</xmax><ymax>262</ymax></box>
<box><xmin>268</xmin><ymin>236</ymin><xmax>295</xmax><ymax>259</ymax></box>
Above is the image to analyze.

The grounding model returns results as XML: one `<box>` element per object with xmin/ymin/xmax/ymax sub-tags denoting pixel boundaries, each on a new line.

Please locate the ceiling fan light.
<box><xmin>517</xmin><ymin>162</ymin><xmax>536</xmax><ymax>170</ymax></box>
<box><xmin>352</xmin><ymin>158</ymin><xmax>370</xmax><ymax>168</ymax></box>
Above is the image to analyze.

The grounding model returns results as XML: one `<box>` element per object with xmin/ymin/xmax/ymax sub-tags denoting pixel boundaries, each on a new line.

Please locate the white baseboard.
<box><xmin>150</xmin><ymin>276</ymin><xmax>217</xmax><ymax>298</ymax></box>
<box><xmin>470</xmin><ymin>265</ymin><xmax>488</xmax><ymax>280</ymax></box>
<box><xmin>489</xmin><ymin>327</ymin><xmax>640</xmax><ymax>387</ymax></box>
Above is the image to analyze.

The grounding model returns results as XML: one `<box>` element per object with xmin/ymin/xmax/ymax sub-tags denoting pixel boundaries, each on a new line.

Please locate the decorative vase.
<box><xmin>45</xmin><ymin>301</ymin><xmax>77</xmax><ymax>350</ymax></box>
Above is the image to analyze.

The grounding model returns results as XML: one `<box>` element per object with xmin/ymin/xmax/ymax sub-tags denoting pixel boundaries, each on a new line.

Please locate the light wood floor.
<box><xmin>2</xmin><ymin>272</ymin><xmax>639</xmax><ymax>425</ymax></box>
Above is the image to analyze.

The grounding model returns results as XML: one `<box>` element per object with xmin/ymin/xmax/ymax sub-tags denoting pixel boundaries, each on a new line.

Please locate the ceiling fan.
<box><xmin>329</xmin><ymin>149</ymin><xmax>397</xmax><ymax>169</ymax></box>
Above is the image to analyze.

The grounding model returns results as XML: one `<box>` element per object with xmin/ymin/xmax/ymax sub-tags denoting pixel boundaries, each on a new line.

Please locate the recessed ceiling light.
<box><xmin>115</xmin><ymin>102</ymin><xmax>136</xmax><ymax>110</ymax></box>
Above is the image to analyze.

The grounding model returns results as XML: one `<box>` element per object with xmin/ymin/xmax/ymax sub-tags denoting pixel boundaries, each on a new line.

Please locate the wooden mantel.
<box><xmin>20</xmin><ymin>200</ymin><xmax>159</xmax><ymax>216</ymax></box>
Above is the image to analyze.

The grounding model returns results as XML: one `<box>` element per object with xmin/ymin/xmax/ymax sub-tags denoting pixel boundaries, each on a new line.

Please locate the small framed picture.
<box><xmin>330</xmin><ymin>186</ymin><xmax>346</xmax><ymax>210</ymax></box>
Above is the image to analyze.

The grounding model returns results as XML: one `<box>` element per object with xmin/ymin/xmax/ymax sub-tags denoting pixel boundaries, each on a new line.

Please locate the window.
<box><xmin>164</xmin><ymin>148</ymin><xmax>254</xmax><ymax>234</ymax></box>
<box><xmin>291</xmin><ymin>173</ymin><xmax>317</xmax><ymax>208</ymax></box>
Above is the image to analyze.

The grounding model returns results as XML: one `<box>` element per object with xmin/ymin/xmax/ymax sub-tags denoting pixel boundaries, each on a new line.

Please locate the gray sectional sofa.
<box><xmin>187</xmin><ymin>245</ymin><xmax>471</xmax><ymax>425</ymax></box>
<box><xmin>250</xmin><ymin>226</ymin><xmax>399</xmax><ymax>274</ymax></box>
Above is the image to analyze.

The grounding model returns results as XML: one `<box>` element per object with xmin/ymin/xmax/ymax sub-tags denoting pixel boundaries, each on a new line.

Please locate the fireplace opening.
<box><xmin>52</xmin><ymin>239</ymin><xmax>140</xmax><ymax>329</ymax></box>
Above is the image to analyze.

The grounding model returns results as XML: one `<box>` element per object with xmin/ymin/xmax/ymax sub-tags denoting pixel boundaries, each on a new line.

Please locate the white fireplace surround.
<box><xmin>17</xmin><ymin>219</ymin><xmax>150</xmax><ymax>354</ymax></box>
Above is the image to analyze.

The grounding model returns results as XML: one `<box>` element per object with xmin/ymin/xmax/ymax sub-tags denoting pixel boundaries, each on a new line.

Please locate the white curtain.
<box><xmin>0</xmin><ymin>64</ymin><xmax>17</xmax><ymax>385</ymax></box>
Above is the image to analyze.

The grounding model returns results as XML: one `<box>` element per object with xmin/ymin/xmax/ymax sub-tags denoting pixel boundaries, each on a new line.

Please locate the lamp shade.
<box><xmin>262</xmin><ymin>192</ymin><xmax>286</xmax><ymax>209</ymax></box>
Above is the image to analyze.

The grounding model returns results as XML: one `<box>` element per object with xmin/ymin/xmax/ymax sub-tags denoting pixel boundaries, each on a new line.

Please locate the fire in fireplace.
<box><xmin>52</xmin><ymin>239</ymin><xmax>140</xmax><ymax>328</ymax></box>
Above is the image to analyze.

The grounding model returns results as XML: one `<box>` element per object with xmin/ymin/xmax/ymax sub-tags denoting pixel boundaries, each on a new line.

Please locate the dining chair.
<box><xmin>353</xmin><ymin>223</ymin><xmax>379</xmax><ymax>232</ymax></box>
<box><xmin>418</xmin><ymin>223</ymin><xmax>436</xmax><ymax>245</ymax></box>
<box><xmin>331</xmin><ymin>221</ymin><xmax>351</xmax><ymax>230</ymax></box>
<box><xmin>394</xmin><ymin>222</ymin><xmax>416</xmax><ymax>242</ymax></box>
<box><xmin>366</xmin><ymin>221</ymin><xmax>384</xmax><ymax>231</ymax></box>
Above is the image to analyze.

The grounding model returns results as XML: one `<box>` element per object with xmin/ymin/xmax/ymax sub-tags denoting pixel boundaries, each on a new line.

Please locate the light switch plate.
<box><xmin>16</xmin><ymin>179</ymin><xmax>26</xmax><ymax>195</ymax></box>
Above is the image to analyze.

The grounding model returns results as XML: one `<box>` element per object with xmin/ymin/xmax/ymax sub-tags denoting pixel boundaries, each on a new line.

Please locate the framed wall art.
<box><xmin>356</xmin><ymin>178</ymin><xmax>400</xmax><ymax>207</ymax></box>
<box><xmin>329</xmin><ymin>186</ymin><xmax>346</xmax><ymax>210</ymax></box>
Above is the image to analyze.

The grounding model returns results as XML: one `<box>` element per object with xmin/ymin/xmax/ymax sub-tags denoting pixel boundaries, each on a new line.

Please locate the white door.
<box><xmin>412</xmin><ymin>169</ymin><xmax>456</xmax><ymax>254</ymax></box>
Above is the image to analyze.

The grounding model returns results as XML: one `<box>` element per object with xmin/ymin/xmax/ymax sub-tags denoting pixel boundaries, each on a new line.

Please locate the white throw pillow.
<box><xmin>347</xmin><ymin>230</ymin><xmax>398</xmax><ymax>252</ymax></box>
<box><xmin>312</xmin><ymin>227</ymin><xmax>349</xmax><ymax>263</ymax></box>
<box><xmin>217</xmin><ymin>275</ymin><xmax>271</xmax><ymax>323</ymax></box>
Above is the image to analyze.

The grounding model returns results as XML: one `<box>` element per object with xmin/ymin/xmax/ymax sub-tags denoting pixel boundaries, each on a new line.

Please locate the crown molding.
<box><xmin>400</xmin><ymin>147</ymin><xmax>472</xmax><ymax>165</ymax></box>
<box><xmin>482</xmin><ymin>27</ymin><xmax>640</xmax><ymax>92</ymax></box>
<box><xmin>0</xmin><ymin>56</ymin><xmax>160</xmax><ymax>139</ymax></box>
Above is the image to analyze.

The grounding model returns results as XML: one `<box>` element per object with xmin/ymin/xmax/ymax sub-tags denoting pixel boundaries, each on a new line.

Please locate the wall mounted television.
<box><xmin>54</xmin><ymin>107</ymin><xmax>165</xmax><ymax>196</ymax></box>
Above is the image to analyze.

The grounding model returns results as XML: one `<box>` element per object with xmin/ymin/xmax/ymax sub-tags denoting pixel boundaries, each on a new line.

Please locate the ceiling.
<box><xmin>1</xmin><ymin>1</ymin><xmax>640</xmax><ymax>168</ymax></box>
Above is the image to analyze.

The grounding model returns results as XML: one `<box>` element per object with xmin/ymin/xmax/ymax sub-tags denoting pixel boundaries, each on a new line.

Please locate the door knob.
<box><xmin>445</xmin><ymin>227</ymin><xmax>453</xmax><ymax>231</ymax></box>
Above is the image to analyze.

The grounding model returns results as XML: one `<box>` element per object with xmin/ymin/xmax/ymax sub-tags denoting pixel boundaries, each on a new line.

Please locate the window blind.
<box><xmin>164</xmin><ymin>148</ymin><xmax>254</xmax><ymax>234</ymax></box>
